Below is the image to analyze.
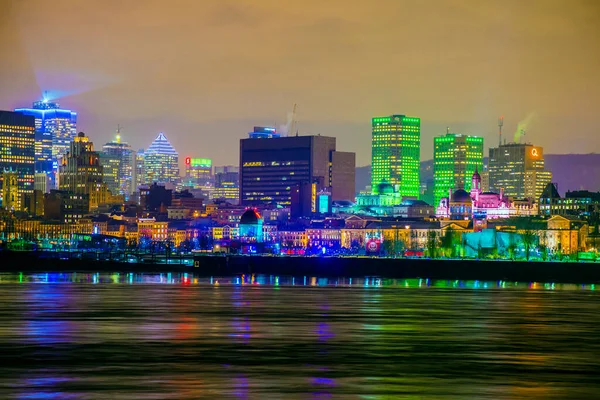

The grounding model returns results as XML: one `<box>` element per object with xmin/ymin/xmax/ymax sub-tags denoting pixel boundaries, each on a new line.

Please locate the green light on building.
<box><xmin>371</xmin><ymin>115</ymin><xmax>420</xmax><ymax>199</ymax></box>
<box><xmin>433</xmin><ymin>133</ymin><xmax>483</xmax><ymax>206</ymax></box>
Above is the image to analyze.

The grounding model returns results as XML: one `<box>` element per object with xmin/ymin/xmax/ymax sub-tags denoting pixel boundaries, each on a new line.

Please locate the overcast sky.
<box><xmin>1</xmin><ymin>0</ymin><xmax>599</xmax><ymax>167</ymax></box>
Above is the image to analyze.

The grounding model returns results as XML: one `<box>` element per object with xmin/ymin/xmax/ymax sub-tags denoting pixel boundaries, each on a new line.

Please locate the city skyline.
<box><xmin>1</xmin><ymin>0</ymin><xmax>599</xmax><ymax>167</ymax></box>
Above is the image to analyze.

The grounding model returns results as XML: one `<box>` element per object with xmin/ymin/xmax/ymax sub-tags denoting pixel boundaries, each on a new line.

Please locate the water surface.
<box><xmin>0</xmin><ymin>272</ymin><xmax>598</xmax><ymax>399</ymax></box>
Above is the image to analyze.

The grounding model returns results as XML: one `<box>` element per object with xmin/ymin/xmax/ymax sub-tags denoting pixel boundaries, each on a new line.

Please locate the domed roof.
<box><xmin>377</xmin><ymin>182</ymin><xmax>394</xmax><ymax>195</ymax></box>
<box><xmin>240</xmin><ymin>209</ymin><xmax>261</xmax><ymax>225</ymax></box>
<box><xmin>452</xmin><ymin>189</ymin><xmax>472</xmax><ymax>203</ymax></box>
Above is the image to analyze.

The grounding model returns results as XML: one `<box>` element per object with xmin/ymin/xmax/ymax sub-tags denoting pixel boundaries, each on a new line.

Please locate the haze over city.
<box><xmin>1</xmin><ymin>0</ymin><xmax>599</xmax><ymax>167</ymax></box>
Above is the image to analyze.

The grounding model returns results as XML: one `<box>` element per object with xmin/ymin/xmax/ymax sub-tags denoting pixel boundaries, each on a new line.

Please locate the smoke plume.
<box><xmin>513</xmin><ymin>112</ymin><xmax>537</xmax><ymax>143</ymax></box>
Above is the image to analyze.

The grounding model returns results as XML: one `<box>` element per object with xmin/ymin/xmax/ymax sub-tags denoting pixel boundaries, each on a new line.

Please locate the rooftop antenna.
<box><xmin>116</xmin><ymin>124</ymin><xmax>122</xmax><ymax>143</ymax></box>
<box><xmin>498</xmin><ymin>116</ymin><xmax>504</xmax><ymax>146</ymax></box>
<box><xmin>446</xmin><ymin>126</ymin><xmax>450</xmax><ymax>134</ymax></box>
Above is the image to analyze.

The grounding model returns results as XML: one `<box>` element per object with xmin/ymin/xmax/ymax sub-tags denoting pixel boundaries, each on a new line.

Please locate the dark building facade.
<box><xmin>240</xmin><ymin>135</ymin><xmax>355</xmax><ymax>210</ymax></box>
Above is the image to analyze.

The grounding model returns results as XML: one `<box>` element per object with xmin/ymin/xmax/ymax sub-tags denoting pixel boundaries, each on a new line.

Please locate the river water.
<box><xmin>0</xmin><ymin>273</ymin><xmax>598</xmax><ymax>399</ymax></box>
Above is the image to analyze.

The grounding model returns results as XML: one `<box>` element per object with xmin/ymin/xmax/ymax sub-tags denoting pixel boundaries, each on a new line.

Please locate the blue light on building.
<box><xmin>248</xmin><ymin>126</ymin><xmax>280</xmax><ymax>139</ymax></box>
<box><xmin>15</xmin><ymin>100</ymin><xmax>77</xmax><ymax>175</ymax></box>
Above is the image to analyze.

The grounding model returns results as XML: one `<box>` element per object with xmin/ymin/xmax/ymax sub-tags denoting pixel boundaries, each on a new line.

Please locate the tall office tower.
<box><xmin>433</xmin><ymin>133</ymin><xmax>484</xmax><ymax>206</ymax></box>
<box><xmin>58</xmin><ymin>132</ymin><xmax>109</xmax><ymax>213</ymax></box>
<box><xmin>99</xmin><ymin>152</ymin><xmax>120</xmax><ymax>196</ymax></box>
<box><xmin>184</xmin><ymin>157</ymin><xmax>212</xmax><ymax>188</ymax></box>
<box><xmin>15</xmin><ymin>99</ymin><xmax>77</xmax><ymax>174</ymax></box>
<box><xmin>371</xmin><ymin>115</ymin><xmax>420</xmax><ymax>198</ymax></box>
<box><xmin>488</xmin><ymin>143</ymin><xmax>552</xmax><ymax>200</ymax></box>
<box><xmin>0</xmin><ymin>111</ymin><xmax>35</xmax><ymax>210</ymax></box>
<box><xmin>240</xmin><ymin>133</ymin><xmax>355</xmax><ymax>208</ymax></box>
<box><xmin>101</xmin><ymin>131</ymin><xmax>134</xmax><ymax>200</ymax></box>
<box><xmin>143</xmin><ymin>133</ymin><xmax>179</xmax><ymax>185</ymax></box>
<box><xmin>213</xmin><ymin>169</ymin><xmax>240</xmax><ymax>204</ymax></box>
<box><xmin>135</xmin><ymin>149</ymin><xmax>146</xmax><ymax>189</ymax></box>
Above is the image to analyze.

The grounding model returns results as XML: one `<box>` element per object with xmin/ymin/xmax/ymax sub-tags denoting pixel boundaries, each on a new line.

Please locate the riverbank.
<box><xmin>1</xmin><ymin>251</ymin><xmax>599</xmax><ymax>284</ymax></box>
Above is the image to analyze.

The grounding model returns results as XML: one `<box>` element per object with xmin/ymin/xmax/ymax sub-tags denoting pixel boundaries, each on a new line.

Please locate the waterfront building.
<box><xmin>143</xmin><ymin>133</ymin><xmax>179</xmax><ymax>185</ymax></box>
<box><xmin>371</xmin><ymin>115</ymin><xmax>420</xmax><ymax>198</ymax></box>
<box><xmin>488</xmin><ymin>142</ymin><xmax>552</xmax><ymax>200</ymax></box>
<box><xmin>539</xmin><ymin>183</ymin><xmax>600</xmax><ymax>221</ymax></box>
<box><xmin>240</xmin><ymin>133</ymin><xmax>355</xmax><ymax>209</ymax></box>
<box><xmin>15</xmin><ymin>100</ymin><xmax>77</xmax><ymax>174</ymax></box>
<box><xmin>101</xmin><ymin>132</ymin><xmax>135</xmax><ymax>200</ymax></box>
<box><xmin>433</xmin><ymin>133</ymin><xmax>483</xmax><ymax>206</ymax></box>
<box><xmin>0</xmin><ymin>111</ymin><xmax>35</xmax><ymax>211</ymax></box>
<box><xmin>58</xmin><ymin>132</ymin><xmax>112</xmax><ymax>213</ymax></box>
<box><xmin>436</xmin><ymin>170</ymin><xmax>537</xmax><ymax>220</ymax></box>
<box><xmin>239</xmin><ymin>208</ymin><xmax>264</xmax><ymax>243</ymax></box>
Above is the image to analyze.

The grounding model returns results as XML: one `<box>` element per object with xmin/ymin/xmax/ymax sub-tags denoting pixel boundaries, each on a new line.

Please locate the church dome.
<box><xmin>240</xmin><ymin>209</ymin><xmax>261</xmax><ymax>225</ymax></box>
<box><xmin>452</xmin><ymin>189</ymin><xmax>472</xmax><ymax>203</ymax></box>
<box><xmin>377</xmin><ymin>182</ymin><xmax>394</xmax><ymax>195</ymax></box>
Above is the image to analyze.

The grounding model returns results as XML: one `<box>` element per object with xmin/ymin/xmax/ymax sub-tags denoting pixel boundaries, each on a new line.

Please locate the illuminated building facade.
<box><xmin>101</xmin><ymin>132</ymin><xmax>134</xmax><ymax>200</ymax></box>
<box><xmin>0</xmin><ymin>111</ymin><xmax>35</xmax><ymax>210</ymax></box>
<box><xmin>240</xmin><ymin>134</ymin><xmax>355</xmax><ymax>209</ymax></box>
<box><xmin>433</xmin><ymin>133</ymin><xmax>483</xmax><ymax>206</ymax></box>
<box><xmin>213</xmin><ymin>168</ymin><xmax>240</xmax><ymax>204</ymax></box>
<box><xmin>58</xmin><ymin>132</ymin><xmax>110</xmax><ymax>213</ymax></box>
<box><xmin>15</xmin><ymin>100</ymin><xmax>77</xmax><ymax>174</ymax></box>
<box><xmin>488</xmin><ymin>143</ymin><xmax>552</xmax><ymax>200</ymax></box>
<box><xmin>143</xmin><ymin>133</ymin><xmax>179</xmax><ymax>185</ymax></box>
<box><xmin>184</xmin><ymin>157</ymin><xmax>212</xmax><ymax>187</ymax></box>
<box><xmin>248</xmin><ymin>126</ymin><xmax>279</xmax><ymax>139</ymax></box>
<box><xmin>371</xmin><ymin>115</ymin><xmax>420</xmax><ymax>198</ymax></box>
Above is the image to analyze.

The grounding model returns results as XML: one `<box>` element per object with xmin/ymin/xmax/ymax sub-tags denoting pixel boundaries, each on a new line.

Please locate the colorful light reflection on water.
<box><xmin>0</xmin><ymin>272</ymin><xmax>596</xmax><ymax>291</ymax></box>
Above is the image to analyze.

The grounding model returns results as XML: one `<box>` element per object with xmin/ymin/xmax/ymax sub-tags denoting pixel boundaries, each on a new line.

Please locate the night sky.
<box><xmin>1</xmin><ymin>0</ymin><xmax>598</xmax><ymax>167</ymax></box>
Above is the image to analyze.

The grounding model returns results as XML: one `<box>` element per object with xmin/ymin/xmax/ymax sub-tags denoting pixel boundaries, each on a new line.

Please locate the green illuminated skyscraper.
<box><xmin>433</xmin><ymin>133</ymin><xmax>483</xmax><ymax>206</ymax></box>
<box><xmin>371</xmin><ymin>115</ymin><xmax>420</xmax><ymax>198</ymax></box>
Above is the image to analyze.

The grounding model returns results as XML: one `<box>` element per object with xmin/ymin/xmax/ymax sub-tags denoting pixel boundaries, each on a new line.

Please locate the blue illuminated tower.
<box><xmin>15</xmin><ymin>99</ymin><xmax>77</xmax><ymax>175</ymax></box>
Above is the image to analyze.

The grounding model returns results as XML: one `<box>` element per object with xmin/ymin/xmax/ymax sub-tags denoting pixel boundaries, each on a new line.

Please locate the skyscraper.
<box><xmin>371</xmin><ymin>115</ymin><xmax>420</xmax><ymax>198</ymax></box>
<box><xmin>433</xmin><ymin>133</ymin><xmax>484</xmax><ymax>206</ymax></box>
<box><xmin>0</xmin><ymin>111</ymin><xmax>35</xmax><ymax>210</ymax></box>
<box><xmin>101</xmin><ymin>131</ymin><xmax>134</xmax><ymax>200</ymax></box>
<box><xmin>213</xmin><ymin>167</ymin><xmax>240</xmax><ymax>204</ymax></box>
<box><xmin>58</xmin><ymin>132</ymin><xmax>110</xmax><ymax>214</ymax></box>
<box><xmin>184</xmin><ymin>157</ymin><xmax>212</xmax><ymax>187</ymax></box>
<box><xmin>143</xmin><ymin>133</ymin><xmax>179</xmax><ymax>185</ymax></box>
<box><xmin>15</xmin><ymin>99</ymin><xmax>77</xmax><ymax>174</ymax></box>
<box><xmin>488</xmin><ymin>143</ymin><xmax>552</xmax><ymax>200</ymax></box>
<box><xmin>240</xmin><ymin>133</ymin><xmax>355</xmax><ymax>209</ymax></box>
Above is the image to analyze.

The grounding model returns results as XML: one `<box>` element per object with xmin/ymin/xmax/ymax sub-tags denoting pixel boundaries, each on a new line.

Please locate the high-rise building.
<box><xmin>371</xmin><ymin>115</ymin><xmax>420</xmax><ymax>198</ymax></box>
<box><xmin>143</xmin><ymin>133</ymin><xmax>179</xmax><ymax>185</ymax></box>
<box><xmin>101</xmin><ymin>131</ymin><xmax>134</xmax><ymax>200</ymax></box>
<box><xmin>240</xmin><ymin>133</ymin><xmax>355</xmax><ymax>209</ymax></box>
<box><xmin>15</xmin><ymin>99</ymin><xmax>77</xmax><ymax>174</ymax></box>
<box><xmin>488</xmin><ymin>143</ymin><xmax>552</xmax><ymax>200</ymax></box>
<box><xmin>0</xmin><ymin>111</ymin><xmax>35</xmax><ymax>210</ymax></box>
<box><xmin>58</xmin><ymin>132</ymin><xmax>110</xmax><ymax>213</ymax></box>
<box><xmin>213</xmin><ymin>168</ymin><xmax>240</xmax><ymax>204</ymax></box>
<box><xmin>433</xmin><ymin>133</ymin><xmax>484</xmax><ymax>206</ymax></box>
<box><xmin>184</xmin><ymin>157</ymin><xmax>212</xmax><ymax>187</ymax></box>
<box><xmin>135</xmin><ymin>150</ymin><xmax>146</xmax><ymax>189</ymax></box>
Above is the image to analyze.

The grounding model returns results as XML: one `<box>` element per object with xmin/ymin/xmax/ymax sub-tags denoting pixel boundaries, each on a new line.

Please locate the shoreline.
<box><xmin>0</xmin><ymin>252</ymin><xmax>599</xmax><ymax>284</ymax></box>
